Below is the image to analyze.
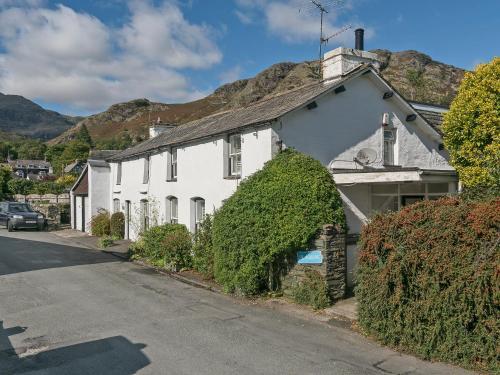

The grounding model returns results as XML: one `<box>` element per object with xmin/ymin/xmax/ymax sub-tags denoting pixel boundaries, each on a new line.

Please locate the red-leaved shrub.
<box><xmin>356</xmin><ymin>196</ymin><xmax>499</xmax><ymax>372</ymax></box>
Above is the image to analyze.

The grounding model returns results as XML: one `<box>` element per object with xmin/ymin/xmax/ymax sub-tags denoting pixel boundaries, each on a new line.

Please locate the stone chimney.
<box><xmin>149</xmin><ymin>118</ymin><xmax>176</xmax><ymax>138</ymax></box>
<box><xmin>322</xmin><ymin>28</ymin><xmax>381</xmax><ymax>82</ymax></box>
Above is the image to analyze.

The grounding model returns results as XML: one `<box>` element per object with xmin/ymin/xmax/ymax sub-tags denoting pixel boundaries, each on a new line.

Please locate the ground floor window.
<box><xmin>113</xmin><ymin>198</ymin><xmax>120</xmax><ymax>213</ymax></box>
<box><xmin>371</xmin><ymin>182</ymin><xmax>452</xmax><ymax>213</ymax></box>
<box><xmin>191</xmin><ymin>198</ymin><xmax>205</xmax><ymax>233</ymax></box>
<box><xmin>166</xmin><ymin>196</ymin><xmax>178</xmax><ymax>224</ymax></box>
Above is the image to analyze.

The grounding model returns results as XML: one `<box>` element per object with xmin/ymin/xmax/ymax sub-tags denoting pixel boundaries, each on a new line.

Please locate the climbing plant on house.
<box><xmin>211</xmin><ymin>149</ymin><xmax>346</xmax><ymax>295</ymax></box>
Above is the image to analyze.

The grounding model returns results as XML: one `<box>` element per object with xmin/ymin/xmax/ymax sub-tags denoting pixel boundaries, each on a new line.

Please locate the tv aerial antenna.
<box><xmin>299</xmin><ymin>1</ymin><xmax>347</xmax><ymax>76</ymax></box>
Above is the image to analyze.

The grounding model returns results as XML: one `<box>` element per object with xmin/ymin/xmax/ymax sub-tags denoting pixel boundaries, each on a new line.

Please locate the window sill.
<box><xmin>382</xmin><ymin>164</ymin><xmax>402</xmax><ymax>168</ymax></box>
<box><xmin>224</xmin><ymin>175</ymin><xmax>241</xmax><ymax>180</ymax></box>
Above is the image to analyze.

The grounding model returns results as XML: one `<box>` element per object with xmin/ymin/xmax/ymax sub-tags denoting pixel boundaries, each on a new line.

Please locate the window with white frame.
<box><xmin>383</xmin><ymin>129</ymin><xmax>396</xmax><ymax>165</ymax></box>
<box><xmin>113</xmin><ymin>198</ymin><xmax>120</xmax><ymax>213</ymax></box>
<box><xmin>116</xmin><ymin>162</ymin><xmax>122</xmax><ymax>185</ymax></box>
<box><xmin>166</xmin><ymin>196</ymin><xmax>178</xmax><ymax>224</ymax></box>
<box><xmin>194</xmin><ymin>198</ymin><xmax>205</xmax><ymax>233</ymax></box>
<box><xmin>228</xmin><ymin>134</ymin><xmax>241</xmax><ymax>176</ymax></box>
<box><xmin>167</xmin><ymin>148</ymin><xmax>177</xmax><ymax>181</ymax></box>
<box><xmin>140</xmin><ymin>199</ymin><xmax>149</xmax><ymax>232</ymax></box>
<box><xmin>143</xmin><ymin>156</ymin><xmax>150</xmax><ymax>184</ymax></box>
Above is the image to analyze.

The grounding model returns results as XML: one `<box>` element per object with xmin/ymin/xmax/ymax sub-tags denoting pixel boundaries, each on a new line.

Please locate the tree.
<box><xmin>45</xmin><ymin>144</ymin><xmax>66</xmax><ymax>163</ymax></box>
<box><xmin>442</xmin><ymin>58</ymin><xmax>500</xmax><ymax>188</ymax></box>
<box><xmin>8</xmin><ymin>178</ymin><xmax>34</xmax><ymax>198</ymax></box>
<box><xmin>16</xmin><ymin>140</ymin><xmax>47</xmax><ymax>160</ymax></box>
<box><xmin>0</xmin><ymin>166</ymin><xmax>12</xmax><ymax>200</ymax></box>
<box><xmin>32</xmin><ymin>181</ymin><xmax>51</xmax><ymax>198</ymax></box>
<box><xmin>52</xmin><ymin>141</ymin><xmax>90</xmax><ymax>176</ymax></box>
<box><xmin>76</xmin><ymin>124</ymin><xmax>93</xmax><ymax>147</ymax></box>
<box><xmin>56</xmin><ymin>174</ymin><xmax>77</xmax><ymax>189</ymax></box>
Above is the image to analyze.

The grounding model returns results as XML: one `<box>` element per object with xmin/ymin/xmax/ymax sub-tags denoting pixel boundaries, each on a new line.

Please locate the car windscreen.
<box><xmin>8</xmin><ymin>204</ymin><xmax>33</xmax><ymax>213</ymax></box>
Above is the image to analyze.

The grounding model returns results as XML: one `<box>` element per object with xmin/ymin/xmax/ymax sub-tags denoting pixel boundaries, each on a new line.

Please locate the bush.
<box><xmin>212</xmin><ymin>149</ymin><xmax>346</xmax><ymax>295</ymax></box>
<box><xmin>90</xmin><ymin>210</ymin><xmax>110</xmax><ymax>237</ymax></box>
<box><xmin>110</xmin><ymin>212</ymin><xmax>125</xmax><ymax>239</ymax></box>
<box><xmin>192</xmin><ymin>215</ymin><xmax>215</xmax><ymax>278</ymax></box>
<box><xmin>134</xmin><ymin>224</ymin><xmax>192</xmax><ymax>271</ymax></box>
<box><xmin>356</xmin><ymin>196</ymin><xmax>499</xmax><ymax>372</ymax></box>
<box><xmin>98</xmin><ymin>235</ymin><xmax>114</xmax><ymax>249</ymax></box>
<box><xmin>292</xmin><ymin>270</ymin><xmax>331</xmax><ymax>310</ymax></box>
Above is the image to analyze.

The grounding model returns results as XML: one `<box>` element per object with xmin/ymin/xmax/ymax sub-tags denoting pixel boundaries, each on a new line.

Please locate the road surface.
<box><xmin>0</xmin><ymin>229</ymin><xmax>471</xmax><ymax>374</ymax></box>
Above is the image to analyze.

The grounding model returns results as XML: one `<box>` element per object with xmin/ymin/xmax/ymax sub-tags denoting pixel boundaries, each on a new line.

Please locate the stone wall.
<box><xmin>282</xmin><ymin>224</ymin><xmax>346</xmax><ymax>301</ymax></box>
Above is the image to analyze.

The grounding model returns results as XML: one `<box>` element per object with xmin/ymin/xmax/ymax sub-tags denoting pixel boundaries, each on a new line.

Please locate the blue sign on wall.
<box><xmin>297</xmin><ymin>250</ymin><xmax>323</xmax><ymax>264</ymax></box>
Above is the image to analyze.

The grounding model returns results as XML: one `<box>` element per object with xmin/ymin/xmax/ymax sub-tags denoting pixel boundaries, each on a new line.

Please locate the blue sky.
<box><xmin>0</xmin><ymin>0</ymin><xmax>498</xmax><ymax>116</ymax></box>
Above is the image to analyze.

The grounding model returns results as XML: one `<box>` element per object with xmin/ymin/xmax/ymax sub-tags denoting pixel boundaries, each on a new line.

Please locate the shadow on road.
<box><xmin>0</xmin><ymin>236</ymin><xmax>118</xmax><ymax>276</ymax></box>
<box><xmin>0</xmin><ymin>321</ymin><xmax>150</xmax><ymax>374</ymax></box>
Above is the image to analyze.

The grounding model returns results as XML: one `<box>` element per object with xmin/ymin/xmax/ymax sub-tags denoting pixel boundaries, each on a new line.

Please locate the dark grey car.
<box><xmin>0</xmin><ymin>202</ymin><xmax>45</xmax><ymax>232</ymax></box>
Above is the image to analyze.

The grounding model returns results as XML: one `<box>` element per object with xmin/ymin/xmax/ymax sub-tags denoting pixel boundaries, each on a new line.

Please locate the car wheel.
<box><xmin>7</xmin><ymin>221</ymin><xmax>14</xmax><ymax>232</ymax></box>
<box><xmin>37</xmin><ymin>223</ymin><xmax>44</xmax><ymax>231</ymax></box>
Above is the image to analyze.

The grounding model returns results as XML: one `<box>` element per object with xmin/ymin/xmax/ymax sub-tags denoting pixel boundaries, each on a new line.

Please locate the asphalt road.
<box><xmin>0</xmin><ymin>229</ymin><xmax>471</xmax><ymax>375</ymax></box>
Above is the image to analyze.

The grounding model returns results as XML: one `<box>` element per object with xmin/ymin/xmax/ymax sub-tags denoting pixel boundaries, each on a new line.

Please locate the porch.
<box><xmin>331</xmin><ymin>167</ymin><xmax>458</xmax><ymax>288</ymax></box>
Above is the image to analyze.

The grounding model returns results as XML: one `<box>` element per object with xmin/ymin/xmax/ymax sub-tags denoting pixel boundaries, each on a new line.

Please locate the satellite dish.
<box><xmin>355</xmin><ymin>148</ymin><xmax>377</xmax><ymax>165</ymax></box>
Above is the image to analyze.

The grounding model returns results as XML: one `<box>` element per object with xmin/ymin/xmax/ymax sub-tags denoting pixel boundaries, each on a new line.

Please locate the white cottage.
<box><xmin>72</xmin><ymin>31</ymin><xmax>458</xmax><ymax>286</ymax></box>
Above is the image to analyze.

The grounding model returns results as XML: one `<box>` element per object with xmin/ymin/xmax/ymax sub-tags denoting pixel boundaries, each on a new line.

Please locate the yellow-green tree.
<box><xmin>442</xmin><ymin>57</ymin><xmax>499</xmax><ymax>188</ymax></box>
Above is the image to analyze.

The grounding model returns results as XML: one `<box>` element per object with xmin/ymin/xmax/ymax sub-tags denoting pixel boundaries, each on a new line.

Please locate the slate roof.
<box><xmin>72</xmin><ymin>168</ymin><xmax>88</xmax><ymax>195</ymax></box>
<box><xmin>414</xmin><ymin>109</ymin><xmax>444</xmax><ymax>133</ymax></box>
<box><xmin>108</xmin><ymin>64</ymin><xmax>445</xmax><ymax>162</ymax></box>
<box><xmin>108</xmin><ymin>74</ymin><xmax>350</xmax><ymax>161</ymax></box>
<box><xmin>89</xmin><ymin>150</ymin><xmax>120</xmax><ymax>161</ymax></box>
<box><xmin>63</xmin><ymin>160</ymin><xmax>85</xmax><ymax>173</ymax></box>
<box><xmin>9</xmin><ymin>160</ymin><xmax>51</xmax><ymax>169</ymax></box>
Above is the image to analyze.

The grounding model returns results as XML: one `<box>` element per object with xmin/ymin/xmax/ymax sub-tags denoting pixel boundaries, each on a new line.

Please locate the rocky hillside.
<box><xmin>374</xmin><ymin>50</ymin><xmax>465</xmax><ymax>106</ymax></box>
<box><xmin>0</xmin><ymin>93</ymin><xmax>80</xmax><ymax>139</ymax></box>
<box><xmin>51</xmin><ymin>50</ymin><xmax>465</xmax><ymax>145</ymax></box>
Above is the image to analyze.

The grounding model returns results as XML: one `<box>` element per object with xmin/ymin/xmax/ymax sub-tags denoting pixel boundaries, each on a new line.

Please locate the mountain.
<box><xmin>0</xmin><ymin>93</ymin><xmax>80</xmax><ymax>140</ymax></box>
<box><xmin>51</xmin><ymin>49</ymin><xmax>466</xmax><ymax>145</ymax></box>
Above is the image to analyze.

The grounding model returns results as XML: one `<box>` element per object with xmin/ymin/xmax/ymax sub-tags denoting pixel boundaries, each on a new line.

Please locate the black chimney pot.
<box><xmin>355</xmin><ymin>28</ymin><xmax>364</xmax><ymax>50</ymax></box>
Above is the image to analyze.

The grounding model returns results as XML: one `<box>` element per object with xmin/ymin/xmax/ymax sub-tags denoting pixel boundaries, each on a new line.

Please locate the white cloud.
<box><xmin>0</xmin><ymin>1</ymin><xmax>222</xmax><ymax>113</ymax></box>
<box><xmin>219</xmin><ymin>65</ymin><xmax>243</xmax><ymax>84</ymax></box>
<box><xmin>234</xmin><ymin>9</ymin><xmax>253</xmax><ymax>24</ymax></box>
<box><xmin>235</xmin><ymin>0</ymin><xmax>373</xmax><ymax>45</ymax></box>
<box><xmin>0</xmin><ymin>0</ymin><xmax>43</xmax><ymax>8</ymax></box>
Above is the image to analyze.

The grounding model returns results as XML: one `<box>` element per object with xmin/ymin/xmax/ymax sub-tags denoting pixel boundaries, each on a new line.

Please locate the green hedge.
<box><xmin>356</xmin><ymin>196</ymin><xmax>499</xmax><ymax>372</ymax></box>
<box><xmin>212</xmin><ymin>149</ymin><xmax>346</xmax><ymax>295</ymax></box>
<box><xmin>90</xmin><ymin>210</ymin><xmax>110</xmax><ymax>237</ymax></box>
<box><xmin>132</xmin><ymin>224</ymin><xmax>192</xmax><ymax>271</ymax></box>
<box><xmin>110</xmin><ymin>212</ymin><xmax>125</xmax><ymax>239</ymax></box>
<box><xmin>192</xmin><ymin>215</ymin><xmax>214</xmax><ymax>278</ymax></box>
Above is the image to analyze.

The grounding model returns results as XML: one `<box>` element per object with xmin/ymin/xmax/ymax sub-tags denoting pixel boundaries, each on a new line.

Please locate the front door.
<box><xmin>81</xmin><ymin>197</ymin><xmax>85</xmax><ymax>232</ymax></box>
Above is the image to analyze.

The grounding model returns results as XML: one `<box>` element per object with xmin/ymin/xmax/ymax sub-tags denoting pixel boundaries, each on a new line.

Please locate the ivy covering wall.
<box><xmin>211</xmin><ymin>149</ymin><xmax>346</xmax><ymax>295</ymax></box>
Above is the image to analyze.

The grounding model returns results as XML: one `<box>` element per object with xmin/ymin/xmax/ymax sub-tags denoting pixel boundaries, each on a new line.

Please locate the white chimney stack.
<box><xmin>149</xmin><ymin>123</ymin><xmax>175</xmax><ymax>138</ymax></box>
<box><xmin>322</xmin><ymin>28</ymin><xmax>382</xmax><ymax>82</ymax></box>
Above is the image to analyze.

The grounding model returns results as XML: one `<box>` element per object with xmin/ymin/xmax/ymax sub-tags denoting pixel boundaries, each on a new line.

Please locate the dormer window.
<box><xmin>228</xmin><ymin>134</ymin><xmax>241</xmax><ymax>176</ymax></box>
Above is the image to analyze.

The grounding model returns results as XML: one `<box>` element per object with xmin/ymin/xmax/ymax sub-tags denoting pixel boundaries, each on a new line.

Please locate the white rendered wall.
<box><xmin>88</xmin><ymin>164</ymin><xmax>112</xmax><ymax>220</ymax></box>
<box><xmin>110</xmin><ymin>127</ymin><xmax>273</xmax><ymax>240</ymax></box>
<box><xmin>75</xmin><ymin>196</ymin><xmax>83</xmax><ymax>231</ymax></box>
<box><xmin>274</xmin><ymin>74</ymin><xmax>452</xmax><ymax>171</ymax></box>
